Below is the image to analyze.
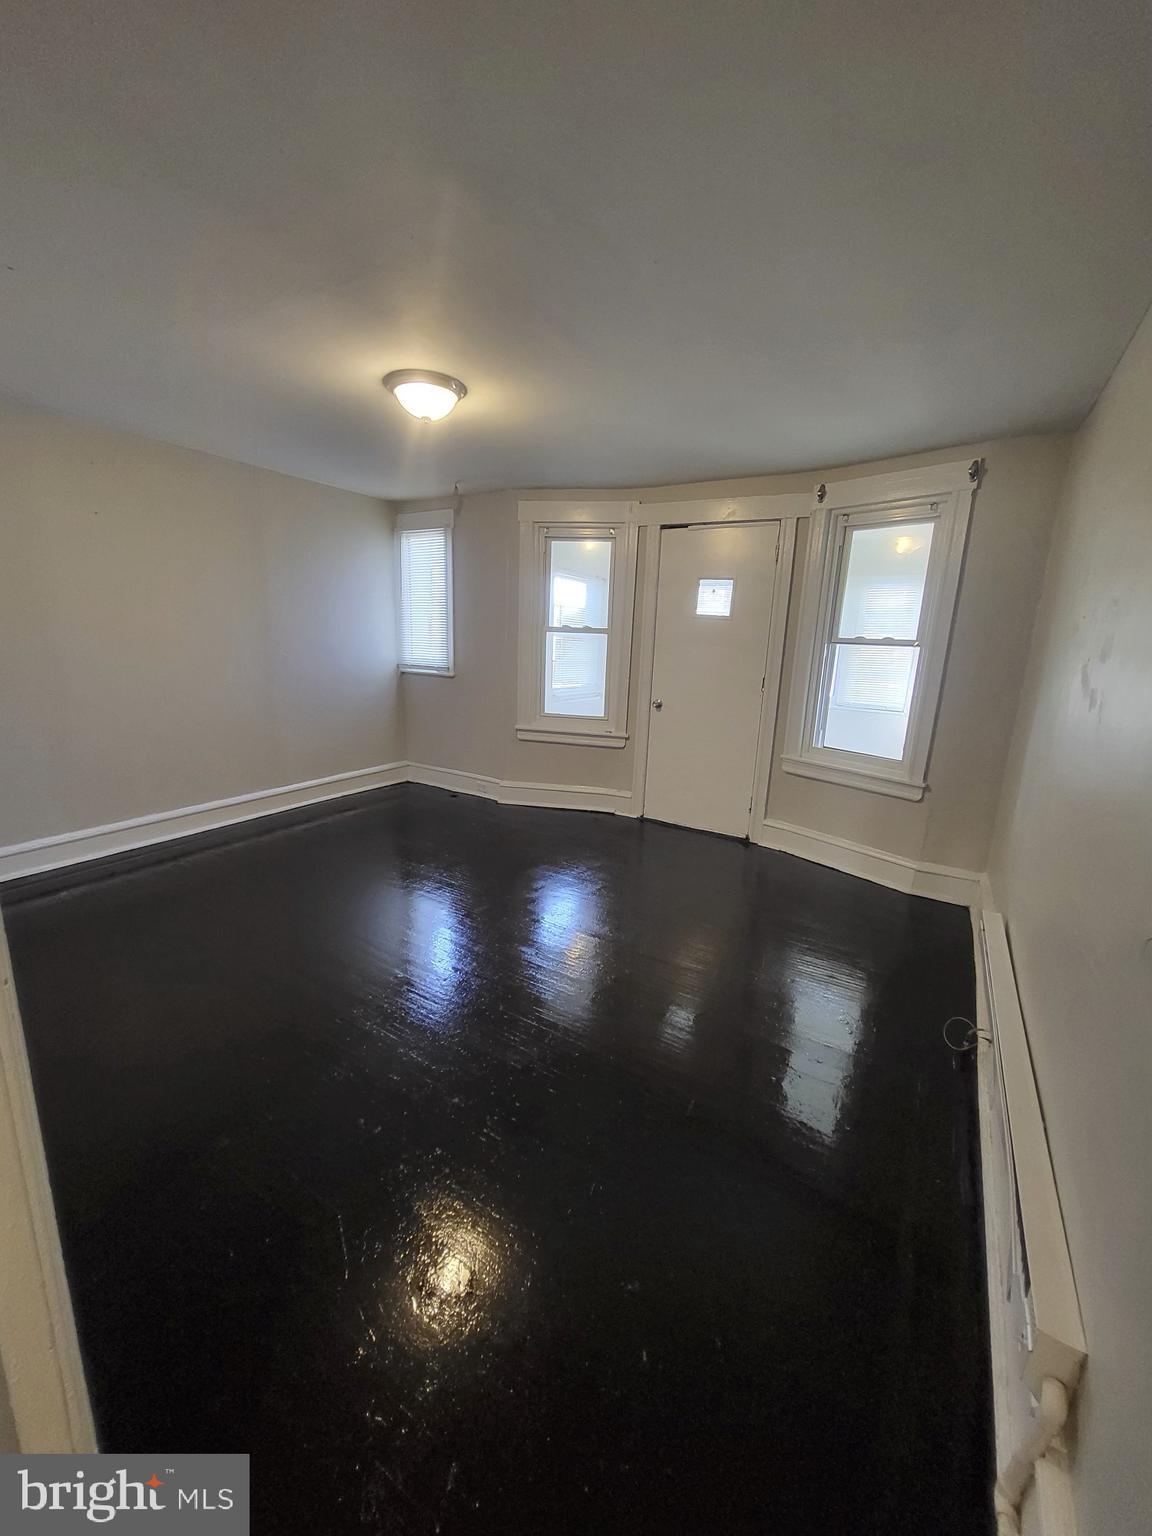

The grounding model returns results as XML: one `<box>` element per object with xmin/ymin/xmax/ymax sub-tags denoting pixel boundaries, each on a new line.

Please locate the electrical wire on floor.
<box><xmin>942</xmin><ymin>1015</ymin><xmax>990</xmax><ymax>1052</ymax></box>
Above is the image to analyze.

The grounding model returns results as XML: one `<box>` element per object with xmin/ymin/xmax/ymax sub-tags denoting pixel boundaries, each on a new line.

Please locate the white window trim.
<box><xmin>782</xmin><ymin>461</ymin><xmax>977</xmax><ymax>801</ymax></box>
<box><xmin>396</xmin><ymin>506</ymin><xmax>455</xmax><ymax>677</ymax></box>
<box><xmin>516</xmin><ymin>501</ymin><xmax>638</xmax><ymax>748</ymax></box>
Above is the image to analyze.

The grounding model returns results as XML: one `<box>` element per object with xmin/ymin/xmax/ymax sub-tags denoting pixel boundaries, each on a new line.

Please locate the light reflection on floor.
<box><xmin>404</xmin><ymin>885</ymin><xmax>465</xmax><ymax>1031</ymax></box>
<box><xmin>526</xmin><ymin>869</ymin><xmax>604</xmax><ymax>1024</ymax></box>
<box><xmin>659</xmin><ymin>1001</ymin><xmax>696</xmax><ymax>1050</ymax></box>
<box><xmin>783</xmin><ymin>952</ymin><xmax>869</xmax><ymax>1141</ymax></box>
<box><xmin>395</xmin><ymin>1188</ymin><xmax>516</xmax><ymax>1351</ymax></box>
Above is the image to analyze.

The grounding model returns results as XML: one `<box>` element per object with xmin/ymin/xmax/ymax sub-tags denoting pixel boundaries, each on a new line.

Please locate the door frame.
<box><xmin>630</xmin><ymin>495</ymin><xmax>807</xmax><ymax>837</ymax></box>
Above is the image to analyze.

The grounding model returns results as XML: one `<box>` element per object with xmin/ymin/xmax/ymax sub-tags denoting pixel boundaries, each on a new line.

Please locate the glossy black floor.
<box><xmin>5</xmin><ymin>785</ymin><xmax>991</xmax><ymax>1534</ymax></box>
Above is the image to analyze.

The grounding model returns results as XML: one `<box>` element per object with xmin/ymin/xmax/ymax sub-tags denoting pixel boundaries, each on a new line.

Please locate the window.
<box><xmin>822</xmin><ymin>519</ymin><xmax>933</xmax><ymax>760</ymax></box>
<box><xmin>783</xmin><ymin>464</ymin><xmax>975</xmax><ymax>800</ymax></box>
<box><xmin>544</xmin><ymin>536</ymin><xmax>612</xmax><ymax>717</ymax></box>
<box><xmin>516</xmin><ymin>502</ymin><xmax>638</xmax><ymax>747</ymax></box>
<box><xmin>397</xmin><ymin>508</ymin><xmax>453</xmax><ymax>675</ymax></box>
<box><xmin>695</xmin><ymin>578</ymin><xmax>734</xmax><ymax>617</ymax></box>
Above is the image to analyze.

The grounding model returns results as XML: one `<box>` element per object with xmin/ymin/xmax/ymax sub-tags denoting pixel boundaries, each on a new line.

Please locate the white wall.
<box><xmin>988</xmin><ymin>305</ymin><xmax>1152</xmax><ymax>1534</ymax></box>
<box><xmin>400</xmin><ymin>434</ymin><xmax>1069</xmax><ymax>873</ymax></box>
<box><xmin>0</xmin><ymin>404</ymin><xmax>399</xmax><ymax>847</ymax></box>
<box><xmin>400</xmin><ymin>488</ymin><xmax>642</xmax><ymax>792</ymax></box>
<box><xmin>0</xmin><ymin>405</ymin><xmax>1058</xmax><ymax>883</ymax></box>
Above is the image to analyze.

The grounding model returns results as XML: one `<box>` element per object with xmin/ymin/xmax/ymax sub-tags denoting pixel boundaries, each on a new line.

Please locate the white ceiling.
<box><xmin>2</xmin><ymin>0</ymin><xmax>1150</xmax><ymax>499</ymax></box>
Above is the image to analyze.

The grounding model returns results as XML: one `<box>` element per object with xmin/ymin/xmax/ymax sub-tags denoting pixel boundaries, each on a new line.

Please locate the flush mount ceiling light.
<box><xmin>382</xmin><ymin>369</ymin><xmax>468</xmax><ymax>422</ymax></box>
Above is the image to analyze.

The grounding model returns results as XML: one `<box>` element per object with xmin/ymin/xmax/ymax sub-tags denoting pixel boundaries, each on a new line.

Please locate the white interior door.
<box><xmin>643</xmin><ymin>522</ymin><xmax>779</xmax><ymax>837</ymax></box>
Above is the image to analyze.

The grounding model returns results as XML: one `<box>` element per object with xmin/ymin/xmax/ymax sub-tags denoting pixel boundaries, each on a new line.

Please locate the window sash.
<box><xmin>542</xmin><ymin>632</ymin><xmax>610</xmax><ymax>718</ymax></box>
<box><xmin>824</xmin><ymin>636</ymin><xmax>918</xmax><ymax>647</ymax></box>
<box><xmin>540</xmin><ymin>531</ymin><xmax>615</xmax><ymax>720</ymax></box>
<box><xmin>827</xmin><ymin>512</ymin><xmax>937</xmax><ymax>647</ymax></box>
<box><xmin>828</xmin><ymin>643</ymin><xmax>920</xmax><ymax>710</ymax></box>
<box><xmin>397</xmin><ymin>515</ymin><xmax>453</xmax><ymax>674</ymax></box>
<box><xmin>809</xmin><ymin>508</ymin><xmax>942</xmax><ymax>762</ymax></box>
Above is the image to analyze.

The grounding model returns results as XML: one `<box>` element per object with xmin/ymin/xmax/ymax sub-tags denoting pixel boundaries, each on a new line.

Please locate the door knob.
<box><xmin>652</xmin><ymin>698</ymin><xmax>663</xmax><ymax>710</ymax></box>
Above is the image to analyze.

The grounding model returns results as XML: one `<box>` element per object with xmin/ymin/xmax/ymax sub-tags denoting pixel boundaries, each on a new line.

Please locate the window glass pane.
<box><xmin>400</xmin><ymin>526</ymin><xmax>450</xmax><ymax>669</ymax></box>
<box><xmin>543</xmin><ymin>632</ymin><xmax>608</xmax><ymax>717</ymax></box>
<box><xmin>823</xmin><ymin>644</ymin><xmax>920</xmax><ymax>759</ymax></box>
<box><xmin>696</xmin><ymin>578</ymin><xmax>734</xmax><ymax>616</ymax></box>
<box><xmin>835</xmin><ymin>522</ymin><xmax>934</xmax><ymax>640</ymax></box>
<box><xmin>548</xmin><ymin>539</ymin><xmax>612</xmax><ymax>628</ymax></box>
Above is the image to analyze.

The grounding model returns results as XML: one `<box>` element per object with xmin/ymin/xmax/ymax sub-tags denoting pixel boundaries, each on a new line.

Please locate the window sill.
<box><xmin>399</xmin><ymin>666</ymin><xmax>455</xmax><ymax>677</ymax></box>
<box><xmin>780</xmin><ymin>754</ymin><xmax>925</xmax><ymax>801</ymax></box>
<box><xmin>516</xmin><ymin>725</ymin><xmax>628</xmax><ymax>749</ymax></box>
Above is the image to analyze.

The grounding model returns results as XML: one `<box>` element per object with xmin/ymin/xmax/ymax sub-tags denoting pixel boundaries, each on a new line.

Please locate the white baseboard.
<box><xmin>1025</xmin><ymin>1452</ymin><xmax>1078</xmax><ymax>1536</ymax></box>
<box><xmin>499</xmin><ymin>777</ymin><xmax>633</xmax><ymax>814</ymax></box>
<box><xmin>1</xmin><ymin>767</ymin><xmax>982</xmax><ymax>908</ymax></box>
<box><xmin>972</xmin><ymin>900</ymin><xmax>1081</xmax><ymax>1536</ymax></box>
<box><xmin>405</xmin><ymin>762</ymin><xmax>500</xmax><ymax>800</ymax></box>
<box><xmin>0</xmin><ymin>762</ymin><xmax>409</xmax><ymax>882</ymax></box>
<box><xmin>406</xmin><ymin>762</ymin><xmax>634</xmax><ymax>816</ymax></box>
<box><xmin>756</xmin><ymin>816</ymin><xmax>981</xmax><ymax>905</ymax></box>
<box><xmin>0</xmin><ymin>761</ymin><xmax>635</xmax><ymax>883</ymax></box>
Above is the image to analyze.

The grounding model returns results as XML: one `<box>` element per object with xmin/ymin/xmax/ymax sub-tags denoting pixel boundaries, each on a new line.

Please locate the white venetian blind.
<box><xmin>399</xmin><ymin>525</ymin><xmax>451</xmax><ymax>671</ymax></box>
<box><xmin>832</xmin><ymin>586</ymin><xmax>921</xmax><ymax>708</ymax></box>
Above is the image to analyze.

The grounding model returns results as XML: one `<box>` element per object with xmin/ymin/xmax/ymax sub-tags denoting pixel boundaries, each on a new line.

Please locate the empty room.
<box><xmin>0</xmin><ymin>2</ymin><xmax>1148</xmax><ymax>1532</ymax></box>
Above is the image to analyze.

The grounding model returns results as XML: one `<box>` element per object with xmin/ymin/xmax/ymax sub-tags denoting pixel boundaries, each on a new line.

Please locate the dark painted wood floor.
<box><xmin>4</xmin><ymin>785</ymin><xmax>990</xmax><ymax>1534</ymax></box>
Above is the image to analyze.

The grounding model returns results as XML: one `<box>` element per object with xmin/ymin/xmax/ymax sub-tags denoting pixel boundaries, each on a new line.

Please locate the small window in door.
<box><xmin>696</xmin><ymin>578</ymin><xmax>734</xmax><ymax>617</ymax></box>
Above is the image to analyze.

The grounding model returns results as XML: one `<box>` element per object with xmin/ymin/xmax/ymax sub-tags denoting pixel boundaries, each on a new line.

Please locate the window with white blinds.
<box><xmin>515</xmin><ymin>505</ymin><xmax>638</xmax><ymax>748</ymax></box>
<box><xmin>397</xmin><ymin>510</ymin><xmax>453</xmax><ymax>674</ymax></box>
<box><xmin>542</xmin><ymin>534</ymin><xmax>613</xmax><ymax>718</ymax></box>
<box><xmin>821</xmin><ymin>519</ymin><xmax>932</xmax><ymax>758</ymax></box>
<box><xmin>782</xmin><ymin>462</ymin><xmax>975</xmax><ymax>801</ymax></box>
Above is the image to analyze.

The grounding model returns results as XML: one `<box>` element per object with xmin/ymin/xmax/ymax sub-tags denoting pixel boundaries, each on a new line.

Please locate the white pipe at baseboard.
<box><xmin>994</xmin><ymin>1377</ymin><xmax>1069</xmax><ymax>1535</ymax></box>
